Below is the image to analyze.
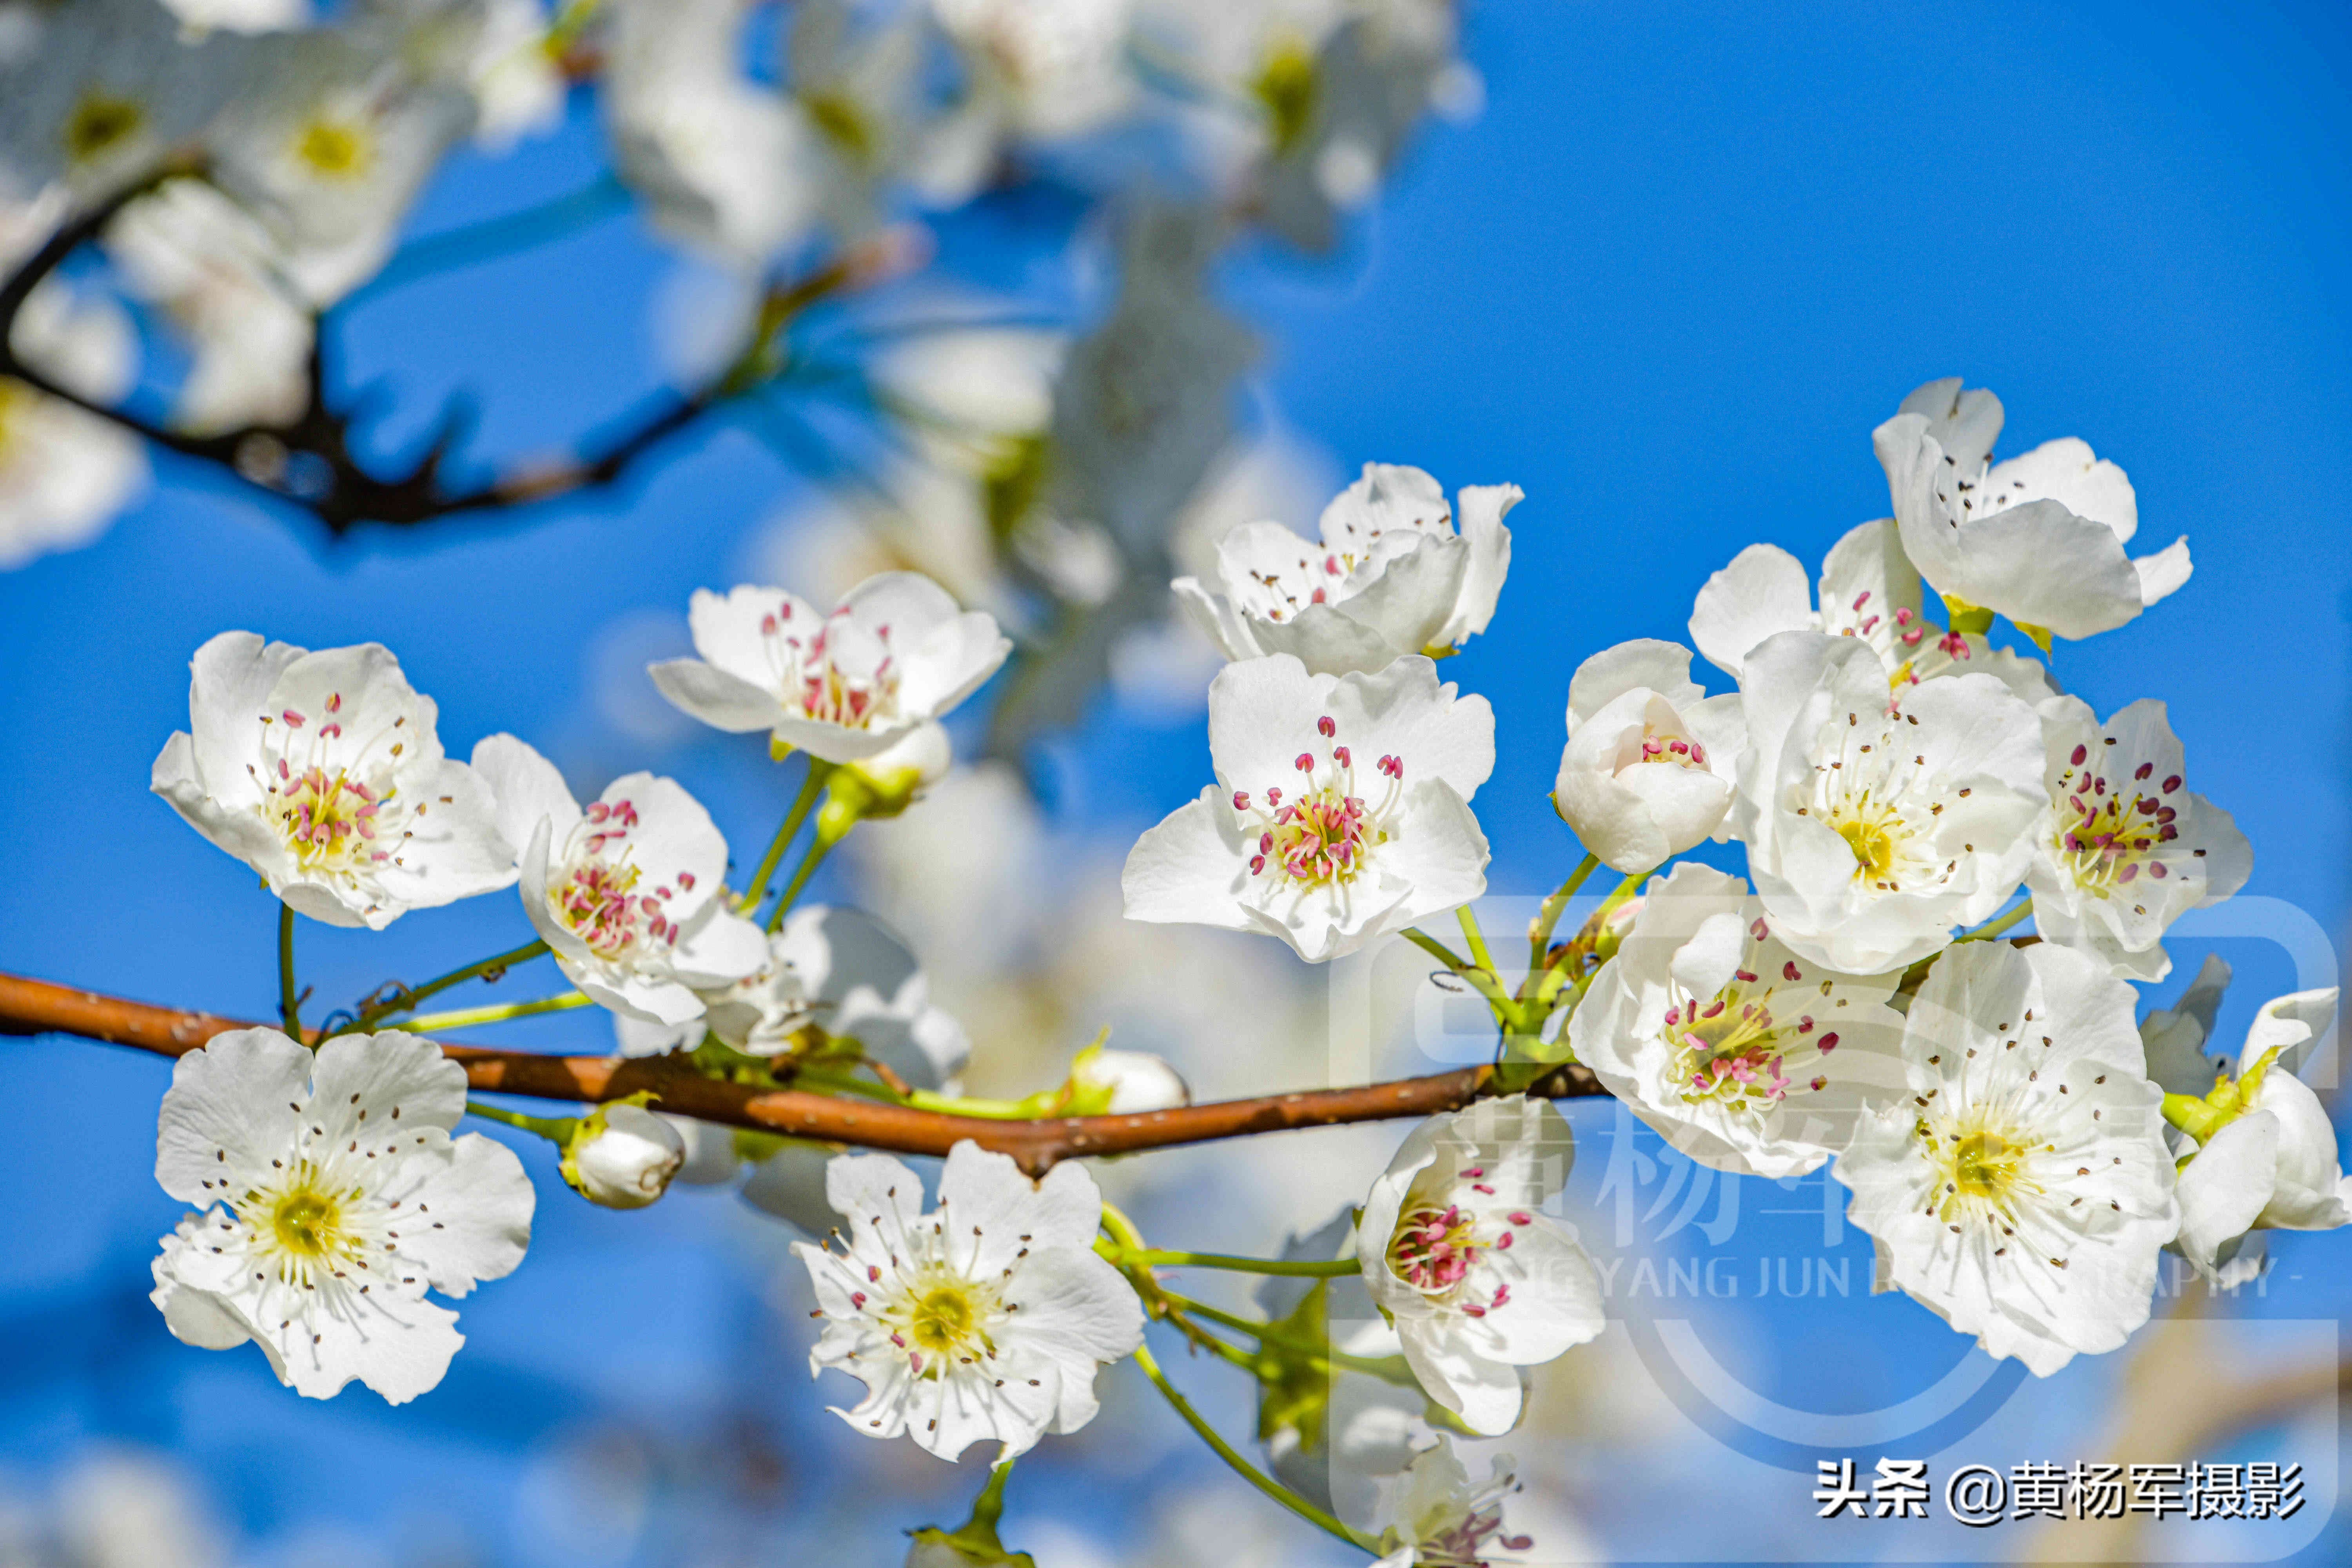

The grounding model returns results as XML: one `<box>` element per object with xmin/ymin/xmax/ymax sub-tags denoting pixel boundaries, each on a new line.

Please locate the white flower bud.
<box><xmin>1070</xmin><ymin>1046</ymin><xmax>1192</xmax><ymax>1114</ymax></box>
<box><xmin>563</xmin><ymin>1103</ymin><xmax>686</xmax><ymax>1209</ymax></box>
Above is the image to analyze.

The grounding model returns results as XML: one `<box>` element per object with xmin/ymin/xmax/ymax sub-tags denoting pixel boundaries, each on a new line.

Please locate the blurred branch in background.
<box><xmin>2023</xmin><ymin>1279</ymin><xmax>2348</xmax><ymax>1563</ymax></box>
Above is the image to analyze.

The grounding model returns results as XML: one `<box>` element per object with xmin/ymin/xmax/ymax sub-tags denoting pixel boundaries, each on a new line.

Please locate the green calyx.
<box><xmin>1251</xmin><ymin>40</ymin><xmax>1318</xmax><ymax>155</ymax></box>
<box><xmin>1941</xmin><ymin>595</ymin><xmax>1996</xmax><ymax>636</ymax></box>
<box><xmin>2162</xmin><ymin>1045</ymin><xmax>2285</xmax><ymax>1145</ymax></box>
<box><xmin>822</xmin><ymin>751</ymin><xmax>928</xmax><ymax>831</ymax></box>
<box><xmin>905</xmin><ymin>1463</ymin><xmax>1033</xmax><ymax>1567</ymax></box>
<box><xmin>555</xmin><ymin>1090</ymin><xmax>657</xmax><ymax>1198</ymax></box>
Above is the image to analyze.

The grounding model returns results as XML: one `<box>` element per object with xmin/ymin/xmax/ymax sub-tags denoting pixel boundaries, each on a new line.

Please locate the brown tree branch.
<box><xmin>0</xmin><ymin>162</ymin><xmax>920</xmax><ymax>537</ymax></box>
<box><xmin>0</xmin><ymin>970</ymin><xmax>1605</xmax><ymax>1175</ymax></box>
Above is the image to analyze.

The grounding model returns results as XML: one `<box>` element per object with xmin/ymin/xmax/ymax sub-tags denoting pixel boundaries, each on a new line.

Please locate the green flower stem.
<box><xmin>1525</xmin><ymin>852</ymin><xmax>1601</xmax><ymax>972</ymax></box>
<box><xmin>1455</xmin><ymin>904</ymin><xmax>1498</xmax><ymax>977</ymax></box>
<box><xmin>394</xmin><ymin>991</ymin><xmax>594</xmax><ymax>1034</ymax></box>
<box><xmin>789</xmin><ymin>1067</ymin><xmax>1040</xmax><ymax>1120</ymax></box>
<box><xmin>278</xmin><ymin>901</ymin><xmax>301</xmax><ymax>1037</ymax></box>
<box><xmin>1131</xmin><ymin>1341</ymin><xmax>1377</xmax><ymax>1553</ymax></box>
<box><xmin>1958</xmin><ymin>898</ymin><xmax>2035</xmax><ymax>943</ymax></box>
<box><xmin>740</xmin><ymin>760</ymin><xmax>832</xmax><ymax>915</ymax></box>
<box><xmin>354</xmin><ymin>939</ymin><xmax>552</xmax><ymax>1030</ymax></box>
<box><xmin>1530</xmin><ymin>869</ymin><xmax>1644</xmax><ymax>1011</ymax></box>
<box><xmin>464</xmin><ymin>1098</ymin><xmax>578</xmax><ymax>1142</ymax></box>
<box><xmin>1116</xmin><ymin>1249</ymin><xmax>1361</xmax><ymax>1278</ymax></box>
<box><xmin>1163</xmin><ymin>1291</ymin><xmax>1414</xmax><ymax>1382</ymax></box>
<box><xmin>766</xmin><ymin>820</ymin><xmax>845</xmax><ymax>934</ymax></box>
<box><xmin>1401</xmin><ymin>927</ymin><xmax>1518</xmax><ymax>1027</ymax></box>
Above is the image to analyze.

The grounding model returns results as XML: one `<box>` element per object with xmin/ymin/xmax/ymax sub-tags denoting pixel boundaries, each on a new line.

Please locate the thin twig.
<box><xmin>0</xmin><ymin>167</ymin><xmax>923</xmax><ymax>537</ymax></box>
<box><xmin>0</xmin><ymin>969</ymin><xmax>1606</xmax><ymax>1175</ymax></box>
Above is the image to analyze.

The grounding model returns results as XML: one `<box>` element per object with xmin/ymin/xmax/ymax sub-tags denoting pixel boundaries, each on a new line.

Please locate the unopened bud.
<box><xmin>1067</xmin><ymin>1044</ymin><xmax>1192</xmax><ymax>1115</ymax></box>
<box><xmin>561</xmin><ymin>1102</ymin><xmax>686</xmax><ymax>1208</ymax></box>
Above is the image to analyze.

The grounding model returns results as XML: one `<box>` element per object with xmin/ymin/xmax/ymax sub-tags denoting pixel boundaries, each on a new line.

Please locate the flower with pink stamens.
<box><xmin>472</xmin><ymin>734</ymin><xmax>766</xmax><ymax>1026</ymax></box>
<box><xmin>1122</xmin><ymin>653</ymin><xmax>1494</xmax><ymax>963</ymax></box>
<box><xmin>1356</xmin><ymin>1096</ymin><xmax>1602</xmax><ymax>1436</ymax></box>
<box><xmin>152</xmin><ymin>632</ymin><xmax>514</xmax><ymax>929</ymax></box>
<box><xmin>650</xmin><ymin>573</ymin><xmax>1009</xmax><ymax>763</ymax></box>
<box><xmin>1174</xmin><ymin>463</ymin><xmax>1521</xmax><ymax>677</ymax></box>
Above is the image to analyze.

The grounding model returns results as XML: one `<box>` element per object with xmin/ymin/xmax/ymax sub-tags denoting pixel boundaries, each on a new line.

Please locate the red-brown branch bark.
<box><xmin>0</xmin><ymin>971</ymin><xmax>1605</xmax><ymax>1174</ymax></box>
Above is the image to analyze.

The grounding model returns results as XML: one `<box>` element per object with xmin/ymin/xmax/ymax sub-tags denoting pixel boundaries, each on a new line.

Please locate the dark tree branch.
<box><xmin>0</xmin><ymin>161</ymin><xmax>922</xmax><ymax>537</ymax></box>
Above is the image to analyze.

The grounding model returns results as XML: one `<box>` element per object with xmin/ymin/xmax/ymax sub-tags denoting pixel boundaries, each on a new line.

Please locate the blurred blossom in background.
<box><xmin>3</xmin><ymin>0</ymin><xmax>2352</xmax><ymax>1563</ymax></box>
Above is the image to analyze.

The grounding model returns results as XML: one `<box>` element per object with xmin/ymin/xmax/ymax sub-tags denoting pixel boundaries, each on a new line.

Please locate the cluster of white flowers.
<box><xmin>1131</xmin><ymin>379</ymin><xmax>2330</xmax><ymax>1405</ymax></box>
<box><xmin>116</xmin><ymin>378</ymin><xmax>2336</xmax><ymax>1564</ymax></box>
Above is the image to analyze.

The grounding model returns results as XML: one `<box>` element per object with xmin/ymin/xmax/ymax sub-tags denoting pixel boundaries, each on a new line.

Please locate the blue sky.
<box><xmin>4</xmin><ymin>1</ymin><xmax>2351</xmax><ymax>1562</ymax></box>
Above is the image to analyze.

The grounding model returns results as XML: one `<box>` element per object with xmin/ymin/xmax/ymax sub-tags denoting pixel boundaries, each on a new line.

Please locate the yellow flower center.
<box><xmin>294</xmin><ymin>117</ymin><xmax>374</xmax><ymax>180</ymax></box>
<box><xmin>877</xmin><ymin>1265</ymin><xmax>1002</xmax><ymax>1375</ymax></box>
<box><xmin>1949</xmin><ymin>1130</ymin><xmax>2025</xmax><ymax>1201</ymax></box>
<box><xmin>1924</xmin><ymin>1111</ymin><xmax>2051</xmax><ymax>1230</ymax></box>
<box><xmin>909</xmin><ymin>1285</ymin><xmax>977</xmax><ymax>1353</ymax></box>
<box><xmin>1836</xmin><ymin>812</ymin><xmax>1899</xmax><ymax>880</ymax></box>
<box><xmin>802</xmin><ymin>90</ymin><xmax>874</xmax><ymax>162</ymax></box>
<box><xmin>271</xmin><ymin>764</ymin><xmax>390</xmax><ymax>871</ymax></box>
<box><xmin>272</xmin><ymin>1188</ymin><xmax>344</xmax><ymax>1256</ymax></box>
<box><xmin>63</xmin><ymin>92</ymin><xmax>144</xmax><ymax>164</ymax></box>
<box><xmin>1252</xmin><ymin>40</ymin><xmax>1318</xmax><ymax>154</ymax></box>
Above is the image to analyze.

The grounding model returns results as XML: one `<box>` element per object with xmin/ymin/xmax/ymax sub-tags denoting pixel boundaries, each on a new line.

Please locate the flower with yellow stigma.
<box><xmin>793</xmin><ymin>1142</ymin><xmax>1143</xmax><ymax>1460</ymax></box>
<box><xmin>148</xmin><ymin>1027</ymin><xmax>534</xmax><ymax>1405</ymax></box>
<box><xmin>1837</xmin><ymin>941</ymin><xmax>2177</xmax><ymax>1377</ymax></box>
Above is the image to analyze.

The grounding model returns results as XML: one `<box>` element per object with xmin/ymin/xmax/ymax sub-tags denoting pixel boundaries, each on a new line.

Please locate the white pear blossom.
<box><xmin>1</xmin><ymin>213</ymin><xmax>147</xmax><ymax>567</ymax></box>
<box><xmin>1688</xmin><ymin>517</ymin><xmax>2054</xmax><ymax>705</ymax></box>
<box><xmin>1872</xmin><ymin>377</ymin><xmax>2190</xmax><ymax>641</ymax></box>
<box><xmin>1836</xmin><ymin>941</ymin><xmax>2178</xmax><ymax>1377</ymax></box>
<box><xmin>1174</xmin><ymin>463</ymin><xmax>1518</xmax><ymax>677</ymax></box>
<box><xmin>2170</xmin><ymin>990</ymin><xmax>2347</xmax><ymax>1280</ymax></box>
<box><xmin>1730</xmin><ymin>629</ymin><xmax>2047</xmax><ymax>972</ymax></box>
<box><xmin>603</xmin><ymin>0</ymin><xmax>921</xmax><ymax>263</ymax></box>
<box><xmin>922</xmin><ymin>0</ymin><xmax>1136</xmax><ymax>203</ymax></box>
<box><xmin>650</xmin><ymin>574</ymin><xmax>1010</xmax><ymax>763</ymax></box>
<box><xmin>1122</xmin><ymin>652</ymin><xmax>1493</xmax><ymax>963</ymax></box>
<box><xmin>0</xmin><ymin>0</ymin><xmax>252</xmax><ymax>207</ymax></box>
<box><xmin>470</xmin><ymin>733</ymin><xmax>768</xmax><ymax>1024</ymax></box>
<box><xmin>152</xmin><ymin>632</ymin><xmax>515</xmax><ymax>928</ymax></box>
<box><xmin>793</xmin><ymin>1141</ymin><xmax>1145</xmax><ymax>1460</ymax></box>
<box><xmin>2026</xmin><ymin>697</ymin><xmax>2251</xmax><ymax>982</ymax></box>
<box><xmin>776</xmin><ymin>0</ymin><xmax>929</xmax><ymax>239</ymax></box>
<box><xmin>1550</xmin><ymin>638</ymin><xmax>1742</xmax><ymax>874</ymax></box>
<box><xmin>380</xmin><ymin>0</ymin><xmax>566</xmax><ymax>149</ymax></box>
<box><xmin>561</xmin><ymin>1102</ymin><xmax>686</xmax><ymax>1209</ymax></box>
<box><xmin>1372</xmin><ymin>1439</ymin><xmax>1534</xmax><ymax>1568</ymax></box>
<box><xmin>104</xmin><ymin>178</ymin><xmax>313</xmax><ymax>434</ymax></box>
<box><xmin>1568</xmin><ymin>862</ymin><xmax>1909</xmax><ymax>1178</ymax></box>
<box><xmin>209</xmin><ymin>24</ymin><xmax>474</xmax><ymax>303</ymax></box>
<box><xmin>603</xmin><ymin>0</ymin><xmax>825</xmax><ymax>262</ymax></box>
<box><xmin>148</xmin><ymin>1026</ymin><xmax>534</xmax><ymax>1404</ymax></box>
<box><xmin>1356</xmin><ymin>1096</ymin><xmax>1604</xmax><ymax>1435</ymax></box>
<box><xmin>613</xmin><ymin>905</ymin><xmax>970</xmax><ymax>1096</ymax></box>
